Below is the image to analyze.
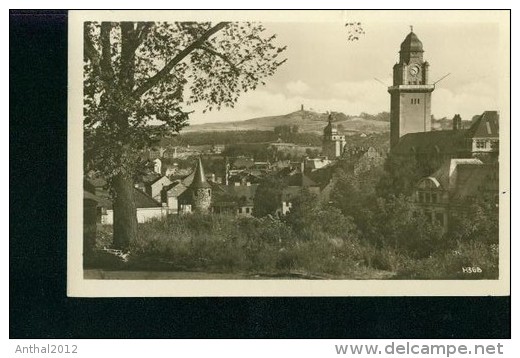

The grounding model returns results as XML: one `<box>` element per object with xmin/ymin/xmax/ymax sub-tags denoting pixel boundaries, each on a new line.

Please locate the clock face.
<box><xmin>409</xmin><ymin>65</ymin><xmax>420</xmax><ymax>77</ymax></box>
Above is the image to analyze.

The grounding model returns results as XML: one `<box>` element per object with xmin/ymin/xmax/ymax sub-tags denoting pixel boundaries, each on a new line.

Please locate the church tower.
<box><xmin>388</xmin><ymin>28</ymin><xmax>435</xmax><ymax>148</ymax></box>
<box><xmin>190</xmin><ymin>158</ymin><xmax>212</xmax><ymax>212</ymax></box>
<box><xmin>322</xmin><ymin>114</ymin><xmax>346</xmax><ymax>158</ymax></box>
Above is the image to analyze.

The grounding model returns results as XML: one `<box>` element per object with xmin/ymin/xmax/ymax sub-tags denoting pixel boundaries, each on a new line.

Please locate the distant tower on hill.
<box><xmin>301</xmin><ymin>104</ymin><xmax>304</xmax><ymax>111</ymax></box>
<box><xmin>322</xmin><ymin>114</ymin><xmax>346</xmax><ymax>158</ymax></box>
<box><xmin>190</xmin><ymin>158</ymin><xmax>212</xmax><ymax>212</ymax></box>
<box><xmin>388</xmin><ymin>28</ymin><xmax>434</xmax><ymax>148</ymax></box>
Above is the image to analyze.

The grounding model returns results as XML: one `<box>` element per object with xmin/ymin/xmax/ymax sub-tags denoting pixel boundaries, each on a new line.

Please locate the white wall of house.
<box><xmin>102</xmin><ymin>207</ymin><xmax>167</xmax><ymax>225</ymax></box>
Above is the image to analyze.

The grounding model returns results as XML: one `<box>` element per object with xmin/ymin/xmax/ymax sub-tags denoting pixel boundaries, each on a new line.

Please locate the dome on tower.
<box><xmin>323</xmin><ymin>114</ymin><xmax>337</xmax><ymax>135</ymax></box>
<box><xmin>400</xmin><ymin>31</ymin><xmax>424</xmax><ymax>53</ymax></box>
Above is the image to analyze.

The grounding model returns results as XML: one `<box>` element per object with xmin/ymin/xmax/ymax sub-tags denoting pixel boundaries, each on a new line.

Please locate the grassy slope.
<box><xmin>184</xmin><ymin>110</ymin><xmax>389</xmax><ymax>135</ymax></box>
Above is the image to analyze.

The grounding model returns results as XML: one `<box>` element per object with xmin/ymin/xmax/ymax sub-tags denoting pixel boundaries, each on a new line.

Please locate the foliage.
<box><xmin>84</xmin><ymin>21</ymin><xmax>287</xmax><ymax>179</ymax></box>
<box><xmin>252</xmin><ymin>175</ymin><xmax>287</xmax><ymax>217</ymax></box>
<box><xmin>284</xmin><ymin>189</ymin><xmax>358</xmax><ymax>240</ymax></box>
<box><xmin>449</xmin><ymin>197</ymin><xmax>499</xmax><ymax>245</ymax></box>
<box><xmin>84</xmin><ymin>21</ymin><xmax>287</xmax><ymax>247</ymax></box>
<box><xmin>359</xmin><ymin>111</ymin><xmax>390</xmax><ymax>122</ymax></box>
<box><xmin>376</xmin><ymin>153</ymin><xmax>423</xmax><ymax>198</ymax></box>
<box><xmin>396</xmin><ymin>241</ymin><xmax>499</xmax><ymax>279</ymax></box>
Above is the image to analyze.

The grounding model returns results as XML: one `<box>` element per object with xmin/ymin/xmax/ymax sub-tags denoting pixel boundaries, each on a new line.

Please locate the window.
<box><xmin>431</xmin><ymin>193</ymin><xmax>438</xmax><ymax>203</ymax></box>
<box><xmin>435</xmin><ymin>213</ymin><xmax>444</xmax><ymax>226</ymax></box>
<box><xmin>417</xmin><ymin>98</ymin><xmax>420</xmax><ymax>104</ymax></box>
<box><xmin>476</xmin><ymin>139</ymin><xmax>487</xmax><ymax>149</ymax></box>
<box><xmin>245</xmin><ymin>207</ymin><xmax>250</xmax><ymax>214</ymax></box>
<box><xmin>491</xmin><ymin>140</ymin><xmax>499</xmax><ymax>150</ymax></box>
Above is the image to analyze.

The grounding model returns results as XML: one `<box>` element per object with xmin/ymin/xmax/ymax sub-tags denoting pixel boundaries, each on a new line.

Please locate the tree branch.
<box><xmin>132</xmin><ymin>22</ymin><xmax>230</xmax><ymax>98</ymax></box>
<box><xmin>84</xmin><ymin>25</ymin><xmax>101</xmax><ymax>75</ymax></box>
<box><xmin>198</xmin><ymin>45</ymin><xmax>240</xmax><ymax>74</ymax></box>
<box><xmin>100</xmin><ymin>22</ymin><xmax>115</xmax><ymax>82</ymax></box>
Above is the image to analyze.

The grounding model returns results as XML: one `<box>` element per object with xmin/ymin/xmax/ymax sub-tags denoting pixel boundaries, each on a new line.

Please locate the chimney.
<box><xmin>453</xmin><ymin>114</ymin><xmax>462</xmax><ymax>131</ymax></box>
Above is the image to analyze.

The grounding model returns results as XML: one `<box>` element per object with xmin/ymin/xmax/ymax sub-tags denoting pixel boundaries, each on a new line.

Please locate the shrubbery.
<box><xmin>93</xmin><ymin>152</ymin><xmax>498</xmax><ymax>279</ymax></box>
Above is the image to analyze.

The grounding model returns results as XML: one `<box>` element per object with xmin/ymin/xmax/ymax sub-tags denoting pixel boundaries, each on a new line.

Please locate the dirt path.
<box><xmin>84</xmin><ymin>269</ymin><xmax>395</xmax><ymax>280</ymax></box>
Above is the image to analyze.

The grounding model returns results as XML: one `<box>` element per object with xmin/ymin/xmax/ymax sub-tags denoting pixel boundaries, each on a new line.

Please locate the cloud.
<box><xmin>433</xmin><ymin>81</ymin><xmax>499</xmax><ymax>120</ymax></box>
<box><xmin>285</xmin><ymin>80</ymin><xmax>311</xmax><ymax>95</ymax></box>
<box><xmin>187</xmin><ymin>78</ymin><xmax>499</xmax><ymax>125</ymax></box>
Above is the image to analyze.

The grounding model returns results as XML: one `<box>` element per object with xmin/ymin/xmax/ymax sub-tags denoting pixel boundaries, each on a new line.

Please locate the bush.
<box><xmin>395</xmin><ymin>241</ymin><xmax>499</xmax><ymax>279</ymax></box>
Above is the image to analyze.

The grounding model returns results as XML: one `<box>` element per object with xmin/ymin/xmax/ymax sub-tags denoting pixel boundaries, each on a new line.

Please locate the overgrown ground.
<box><xmin>89</xmin><ymin>212</ymin><xmax>498</xmax><ymax>280</ymax></box>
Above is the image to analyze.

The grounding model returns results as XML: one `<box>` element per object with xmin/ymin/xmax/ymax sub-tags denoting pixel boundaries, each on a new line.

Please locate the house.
<box><xmin>304</xmin><ymin>157</ymin><xmax>332</xmax><ymax>171</ymax></box>
<box><xmin>212</xmin><ymin>184</ymin><xmax>259</xmax><ymax>216</ymax></box>
<box><xmin>100</xmin><ymin>187</ymin><xmax>167</xmax><ymax>224</ymax></box>
<box><xmin>145</xmin><ymin>175</ymin><xmax>172</xmax><ymax>202</ymax></box>
<box><xmin>392</xmin><ymin>111</ymin><xmax>499</xmax><ymax>161</ymax></box>
<box><xmin>231</xmin><ymin>157</ymin><xmax>255</xmax><ymax>171</ymax></box>
<box><xmin>228</xmin><ymin>171</ymin><xmax>263</xmax><ymax>186</ymax></box>
<box><xmin>414</xmin><ymin>158</ymin><xmax>498</xmax><ymax>232</ymax></box>
<box><xmin>161</xmin><ymin>181</ymin><xmax>189</xmax><ymax>214</ymax></box>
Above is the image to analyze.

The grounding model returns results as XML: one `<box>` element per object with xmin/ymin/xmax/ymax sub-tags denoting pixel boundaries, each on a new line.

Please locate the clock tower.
<box><xmin>388</xmin><ymin>29</ymin><xmax>434</xmax><ymax>148</ymax></box>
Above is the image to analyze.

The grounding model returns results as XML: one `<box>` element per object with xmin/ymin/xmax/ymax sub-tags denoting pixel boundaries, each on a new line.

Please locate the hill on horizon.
<box><xmin>182</xmin><ymin>109</ymin><xmax>390</xmax><ymax>135</ymax></box>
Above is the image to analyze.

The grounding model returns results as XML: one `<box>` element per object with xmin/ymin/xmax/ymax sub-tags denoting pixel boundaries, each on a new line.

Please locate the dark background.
<box><xmin>9</xmin><ymin>10</ymin><xmax>510</xmax><ymax>339</ymax></box>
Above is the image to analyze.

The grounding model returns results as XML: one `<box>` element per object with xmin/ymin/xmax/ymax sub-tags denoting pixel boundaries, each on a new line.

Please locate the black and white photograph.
<box><xmin>68</xmin><ymin>10</ymin><xmax>510</xmax><ymax>296</ymax></box>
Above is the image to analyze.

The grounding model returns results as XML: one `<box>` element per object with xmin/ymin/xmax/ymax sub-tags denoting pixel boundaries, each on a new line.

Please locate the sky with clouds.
<box><xmin>187</xmin><ymin>12</ymin><xmax>507</xmax><ymax>125</ymax></box>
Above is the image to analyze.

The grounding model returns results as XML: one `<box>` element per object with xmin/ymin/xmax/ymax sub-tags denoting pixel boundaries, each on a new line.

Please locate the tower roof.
<box><xmin>190</xmin><ymin>157</ymin><xmax>211</xmax><ymax>189</ymax></box>
<box><xmin>400</xmin><ymin>30</ymin><xmax>424</xmax><ymax>53</ymax></box>
<box><xmin>323</xmin><ymin>114</ymin><xmax>337</xmax><ymax>135</ymax></box>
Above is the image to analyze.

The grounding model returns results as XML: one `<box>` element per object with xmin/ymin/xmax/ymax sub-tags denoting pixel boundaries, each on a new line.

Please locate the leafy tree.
<box><xmin>366</xmin><ymin>195</ymin><xmax>444</xmax><ymax>257</ymax></box>
<box><xmin>284</xmin><ymin>189</ymin><xmax>358</xmax><ymax>239</ymax></box>
<box><xmin>84</xmin><ymin>21</ymin><xmax>287</xmax><ymax>249</ymax></box>
<box><xmin>253</xmin><ymin>176</ymin><xmax>287</xmax><ymax>218</ymax></box>
<box><xmin>449</xmin><ymin>197</ymin><xmax>499</xmax><ymax>245</ymax></box>
<box><xmin>376</xmin><ymin>153</ymin><xmax>422</xmax><ymax>198</ymax></box>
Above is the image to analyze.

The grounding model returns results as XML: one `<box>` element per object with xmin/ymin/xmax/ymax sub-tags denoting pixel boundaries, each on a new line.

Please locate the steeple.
<box><xmin>189</xmin><ymin>157</ymin><xmax>212</xmax><ymax>213</ymax></box>
<box><xmin>191</xmin><ymin>157</ymin><xmax>211</xmax><ymax>189</ymax></box>
<box><xmin>389</xmin><ymin>28</ymin><xmax>434</xmax><ymax>148</ymax></box>
<box><xmin>399</xmin><ymin>28</ymin><xmax>424</xmax><ymax>63</ymax></box>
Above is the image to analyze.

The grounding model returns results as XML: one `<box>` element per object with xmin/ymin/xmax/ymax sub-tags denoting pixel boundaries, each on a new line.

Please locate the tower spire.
<box><xmin>410</xmin><ymin>25</ymin><xmax>413</xmax><ymax>33</ymax></box>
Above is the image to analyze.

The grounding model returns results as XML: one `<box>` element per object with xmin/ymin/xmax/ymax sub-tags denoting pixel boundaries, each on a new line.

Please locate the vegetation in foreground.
<box><xmin>92</xmin><ymin>195</ymin><xmax>498</xmax><ymax>280</ymax></box>
<box><xmin>89</xmin><ymin>147</ymin><xmax>498</xmax><ymax>280</ymax></box>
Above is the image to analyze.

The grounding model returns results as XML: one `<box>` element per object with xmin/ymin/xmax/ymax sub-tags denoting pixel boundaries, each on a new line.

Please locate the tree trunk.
<box><xmin>112</xmin><ymin>173</ymin><xmax>138</xmax><ymax>250</ymax></box>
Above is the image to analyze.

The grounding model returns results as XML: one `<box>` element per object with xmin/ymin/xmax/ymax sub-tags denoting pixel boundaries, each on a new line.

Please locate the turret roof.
<box><xmin>400</xmin><ymin>31</ymin><xmax>424</xmax><ymax>53</ymax></box>
<box><xmin>190</xmin><ymin>158</ymin><xmax>211</xmax><ymax>189</ymax></box>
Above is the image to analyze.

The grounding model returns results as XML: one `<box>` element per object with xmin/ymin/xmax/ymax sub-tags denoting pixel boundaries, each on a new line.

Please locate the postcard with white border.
<box><xmin>68</xmin><ymin>10</ymin><xmax>510</xmax><ymax>297</ymax></box>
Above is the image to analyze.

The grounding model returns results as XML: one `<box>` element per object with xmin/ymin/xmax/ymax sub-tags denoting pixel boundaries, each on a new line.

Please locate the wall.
<box><xmin>102</xmin><ymin>207</ymin><xmax>167</xmax><ymax>225</ymax></box>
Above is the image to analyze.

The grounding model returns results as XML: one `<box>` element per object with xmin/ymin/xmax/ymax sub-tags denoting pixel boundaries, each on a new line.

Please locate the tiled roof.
<box><xmin>134</xmin><ymin>188</ymin><xmax>162</xmax><ymax>208</ymax></box>
<box><xmin>400</xmin><ymin>31</ymin><xmax>423</xmax><ymax>52</ymax></box>
<box><xmin>190</xmin><ymin>158</ymin><xmax>211</xmax><ymax>189</ymax></box>
<box><xmin>452</xmin><ymin>163</ymin><xmax>498</xmax><ymax>199</ymax></box>
<box><xmin>164</xmin><ymin>182</ymin><xmax>188</xmax><ymax>197</ymax></box>
<box><xmin>428</xmin><ymin>158</ymin><xmax>483</xmax><ymax>190</ymax></box>
<box><xmin>212</xmin><ymin>184</ymin><xmax>259</xmax><ymax>206</ymax></box>
<box><xmin>232</xmin><ymin>157</ymin><xmax>255</xmax><ymax>169</ymax></box>
<box><xmin>465</xmin><ymin>111</ymin><xmax>499</xmax><ymax>138</ymax></box>
<box><xmin>392</xmin><ymin>130</ymin><xmax>466</xmax><ymax>155</ymax></box>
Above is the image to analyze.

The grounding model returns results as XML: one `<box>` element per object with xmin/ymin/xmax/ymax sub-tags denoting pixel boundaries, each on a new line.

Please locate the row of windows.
<box><xmin>475</xmin><ymin>139</ymin><xmax>499</xmax><ymax>150</ymax></box>
<box><xmin>424</xmin><ymin>211</ymin><xmax>445</xmax><ymax>226</ymax></box>
<box><xmin>410</xmin><ymin>98</ymin><xmax>421</xmax><ymax>105</ymax></box>
<box><xmin>238</xmin><ymin>207</ymin><xmax>252</xmax><ymax>214</ymax></box>
<box><xmin>417</xmin><ymin>191</ymin><xmax>439</xmax><ymax>204</ymax></box>
<box><xmin>407</xmin><ymin>80</ymin><xmax>422</xmax><ymax>85</ymax></box>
